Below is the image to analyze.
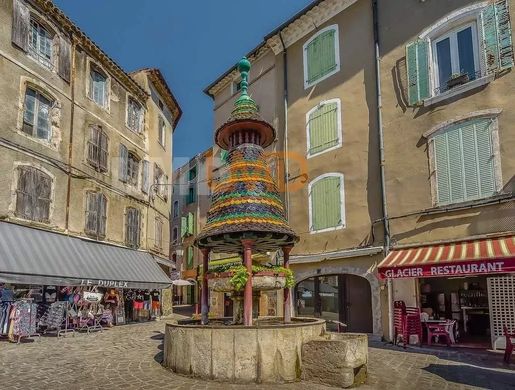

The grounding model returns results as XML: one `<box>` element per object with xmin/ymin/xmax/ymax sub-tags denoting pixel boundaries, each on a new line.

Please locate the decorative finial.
<box><xmin>238</xmin><ymin>57</ymin><xmax>251</xmax><ymax>97</ymax></box>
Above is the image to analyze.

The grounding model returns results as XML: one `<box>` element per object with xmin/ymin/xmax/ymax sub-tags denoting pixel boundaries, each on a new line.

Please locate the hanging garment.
<box><xmin>12</xmin><ymin>301</ymin><xmax>37</xmax><ymax>337</ymax></box>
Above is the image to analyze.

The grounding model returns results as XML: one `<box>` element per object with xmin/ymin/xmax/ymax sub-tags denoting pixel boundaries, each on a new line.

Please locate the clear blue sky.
<box><xmin>53</xmin><ymin>0</ymin><xmax>313</xmax><ymax>166</ymax></box>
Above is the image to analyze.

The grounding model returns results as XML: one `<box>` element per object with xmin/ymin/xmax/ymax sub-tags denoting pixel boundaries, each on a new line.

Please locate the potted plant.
<box><xmin>447</xmin><ymin>72</ymin><xmax>470</xmax><ymax>89</ymax></box>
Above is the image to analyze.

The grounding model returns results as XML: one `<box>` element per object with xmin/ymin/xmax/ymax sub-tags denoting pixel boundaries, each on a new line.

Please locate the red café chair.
<box><xmin>394</xmin><ymin>301</ymin><xmax>422</xmax><ymax>348</ymax></box>
<box><xmin>426</xmin><ymin>322</ymin><xmax>451</xmax><ymax>346</ymax></box>
<box><xmin>504</xmin><ymin>326</ymin><xmax>514</xmax><ymax>364</ymax></box>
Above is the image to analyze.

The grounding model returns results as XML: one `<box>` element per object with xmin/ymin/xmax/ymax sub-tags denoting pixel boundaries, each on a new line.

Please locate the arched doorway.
<box><xmin>295</xmin><ymin>274</ymin><xmax>373</xmax><ymax>333</ymax></box>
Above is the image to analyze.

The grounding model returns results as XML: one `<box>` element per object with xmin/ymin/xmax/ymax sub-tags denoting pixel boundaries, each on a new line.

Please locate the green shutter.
<box><xmin>308</xmin><ymin>102</ymin><xmax>339</xmax><ymax>155</ymax></box>
<box><xmin>310</xmin><ymin>176</ymin><xmax>342</xmax><ymax>231</ymax></box>
<box><xmin>406</xmin><ymin>39</ymin><xmax>430</xmax><ymax>105</ymax></box>
<box><xmin>306</xmin><ymin>29</ymin><xmax>337</xmax><ymax>85</ymax></box>
<box><xmin>187</xmin><ymin>247</ymin><xmax>193</xmax><ymax>269</ymax></box>
<box><xmin>187</xmin><ymin>212</ymin><xmax>194</xmax><ymax>235</ymax></box>
<box><xmin>434</xmin><ymin>119</ymin><xmax>495</xmax><ymax>205</ymax></box>
<box><xmin>480</xmin><ymin>0</ymin><xmax>514</xmax><ymax>72</ymax></box>
<box><xmin>181</xmin><ymin>216</ymin><xmax>187</xmax><ymax>237</ymax></box>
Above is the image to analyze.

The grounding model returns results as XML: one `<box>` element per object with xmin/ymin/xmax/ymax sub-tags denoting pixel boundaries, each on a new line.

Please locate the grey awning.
<box><xmin>0</xmin><ymin>222</ymin><xmax>172</xmax><ymax>289</ymax></box>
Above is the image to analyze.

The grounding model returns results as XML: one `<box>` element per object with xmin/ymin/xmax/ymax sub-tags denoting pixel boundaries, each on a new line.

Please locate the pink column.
<box><xmin>282</xmin><ymin>246</ymin><xmax>293</xmax><ymax>323</ymax></box>
<box><xmin>200</xmin><ymin>248</ymin><xmax>210</xmax><ymax>325</ymax></box>
<box><xmin>241</xmin><ymin>239</ymin><xmax>254</xmax><ymax>326</ymax></box>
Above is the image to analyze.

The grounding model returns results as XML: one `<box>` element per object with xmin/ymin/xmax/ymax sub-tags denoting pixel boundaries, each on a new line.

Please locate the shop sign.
<box><xmin>380</xmin><ymin>258</ymin><xmax>515</xmax><ymax>279</ymax></box>
<box><xmin>80</xmin><ymin>279</ymin><xmax>129</xmax><ymax>288</ymax></box>
<box><xmin>83</xmin><ymin>291</ymin><xmax>104</xmax><ymax>302</ymax></box>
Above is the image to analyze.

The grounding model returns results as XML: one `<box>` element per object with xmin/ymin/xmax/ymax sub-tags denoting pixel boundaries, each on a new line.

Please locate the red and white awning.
<box><xmin>378</xmin><ymin>236</ymin><xmax>515</xmax><ymax>279</ymax></box>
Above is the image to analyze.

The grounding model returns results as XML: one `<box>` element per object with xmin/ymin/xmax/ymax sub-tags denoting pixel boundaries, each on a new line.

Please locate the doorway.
<box><xmin>295</xmin><ymin>274</ymin><xmax>373</xmax><ymax>333</ymax></box>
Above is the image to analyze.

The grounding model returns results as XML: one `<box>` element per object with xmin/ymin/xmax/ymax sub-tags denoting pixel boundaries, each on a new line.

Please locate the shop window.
<box><xmin>15</xmin><ymin>166</ymin><xmax>52</xmax><ymax>223</ymax></box>
<box><xmin>406</xmin><ymin>1</ymin><xmax>513</xmax><ymax>105</ymax></box>
<box><xmin>89</xmin><ymin>65</ymin><xmax>108</xmax><ymax>108</ymax></box>
<box><xmin>125</xmin><ymin>207</ymin><xmax>140</xmax><ymax>249</ymax></box>
<box><xmin>127</xmin><ymin>97</ymin><xmax>143</xmax><ymax>133</ymax></box>
<box><xmin>22</xmin><ymin>87</ymin><xmax>53</xmax><ymax>142</ymax></box>
<box><xmin>85</xmin><ymin>191</ymin><xmax>107</xmax><ymax>239</ymax></box>
<box><xmin>306</xmin><ymin>99</ymin><xmax>342</xmax><ymax>157</ymax></box>
<box><xmin>158</xmin><ymin>116</ymin><xmax>166</xmax><ymax>146</ymax></box>
<box><xmin>308</xmin><ymin>173</ymin><xmax>345</xmax><ymax>233</ymax></box>
<box><xmin>430</xmin><ymin>117</ymin><xmax>499</xmax><ymax>205</ymax></box>
<box><xmin>303</xmin><ymin>25</ymin><xmax>340</xmax><ymax>89</ymax></box>
<box><xmin>86</xmin><ymin>125</ymin><xmax>108</xmax><ymax>172</ymax></box>
<box><xmin>154</xmin><ymin>217</ymin><xmax>163</xmax><ymax>250</ymax></box>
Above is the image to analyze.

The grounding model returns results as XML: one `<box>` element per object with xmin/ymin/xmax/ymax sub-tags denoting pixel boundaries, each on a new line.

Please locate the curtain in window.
<box><xmin>15</xmin><ymin>167</ymin><xmax>51</xmax><ymax>222</ymax></box>
<box><xmin>433</xmin><ymin>118</ymin><xmax>495</xmax><ymax>205</ymax></box>
<box><xmin>306</xmin><ymin>29</ymin><xmax>337</xmax><ymax>85</ymax></box>
<box><xmin>310</xmin><ymin>176</ymin><xmax>342</xmax><ymax>231</ymax></box>
<box><xmin>308</xmin><ymin>102</ymin><xmax>339</xmax><ymax>155</ymax></box>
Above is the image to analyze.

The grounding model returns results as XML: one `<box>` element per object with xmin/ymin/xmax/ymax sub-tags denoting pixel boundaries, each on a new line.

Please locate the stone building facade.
<box><xmin>0</xmin><ymin>0</ymin><xmax>181</xmax><ymax>299</ymax></box>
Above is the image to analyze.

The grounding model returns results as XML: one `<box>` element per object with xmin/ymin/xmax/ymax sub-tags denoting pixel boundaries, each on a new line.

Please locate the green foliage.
<box><xmin>229</xmin><ymin>265</ymin><xmax>249</xmax><ymax>291</ymax></box>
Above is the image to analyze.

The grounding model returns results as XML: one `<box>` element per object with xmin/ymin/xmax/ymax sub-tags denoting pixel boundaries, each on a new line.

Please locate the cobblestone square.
<box><xmin>0</xmin><ymin>320</ymin><xmax>514</xmax><ymax>390</ymax></box>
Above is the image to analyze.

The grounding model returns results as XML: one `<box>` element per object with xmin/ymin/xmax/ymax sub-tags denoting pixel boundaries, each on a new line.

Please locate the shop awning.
<box><xmin>0</xmin><ymin>221</ymin><xmax>172</xmax><ymax>289</ymax></box>
<box><xmin>172</xmin><ymin>279</ymin><xmax>195</xmax><ymax>286</ymax></box>
<box><xmin>378</xmin><ymin>236</ymin><xmax>515</xmax><ymax>279</ymax></box>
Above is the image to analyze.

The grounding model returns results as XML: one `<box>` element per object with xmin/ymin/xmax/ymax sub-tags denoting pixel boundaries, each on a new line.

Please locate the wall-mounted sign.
<box><xmin>80</xmin><ymin>279</ymin><xmax>129</xmax><ymax>288</ymax></box>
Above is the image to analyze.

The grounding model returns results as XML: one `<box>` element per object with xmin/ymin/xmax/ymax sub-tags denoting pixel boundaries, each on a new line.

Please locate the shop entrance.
<box><xmin>295</xmin><ymin>274</ymin><xmax>373</xmax><ymax>333</ymax></box>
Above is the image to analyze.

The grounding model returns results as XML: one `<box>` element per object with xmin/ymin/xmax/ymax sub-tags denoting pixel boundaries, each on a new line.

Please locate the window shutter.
<box><xmin>119</xmin><ymin>144</ymin><xmax>128</xmax><ymax>182</ymax></box>
<box><xmin>461</xmin><ymin>122</ymin><xmax>480</xmax><ymax>200</ymax></box>
<box><xmin>85</xmin><ymin>192</ymin><xmax>98</xmax><ymax>234</ymax></box>
<box><xmin>141</xmin><ymin>160</ymin><xmax>150</xmax><ymax>193</ymax></box>
<box><xmin>187</xmin><ymin>212</ymin><xmax>194</xmax><ymax>235</ymax></box>
<box><xmin>164</xmin><ymin>174</ymin><xmax>169</xmax><ymax>201</ymax></box>
<box><xmin>15</xmin><ymin>167</ymin><xmax>33</xmax><ymax>219</ymax></box>
<box><xmin>58</xmin><ymin>37</ymin><xmax>71</xmax><ymax>82</ymax></box>
<box><xmin>99</xmin><ymin>130</ymin><xmax>108</xmax><ymax>172</ymax></box>
<box><xmin>308</xmin><ymin>102</ymin><xmax>339</xmax><ymax>155</ymax></box>
<box><xmin>34</xmin><ymin>170</ymin><xmax>51</xmax><ymax>222</ymax></box>
<box><xmin>306</xmin><ymin>29</ymin><xmax>337</xmax><ymax>85</ymax></box>
<box><xmin>474</xmin><ymin>119</ymin><xmax>496</xmax><ymax>197</ymax></box>
<box><xmin>12</xmin><ymin>0</ymin><xmax>29</xmax><ymax>52</ymax></box>
<box><xmin>311</xmin><ymin>176</ymin><xmax>341</xmax><ymax>231</ymax></box>
<box><xmin>187</xmin><ymin>247</ymin><xmax>194</xmax><ymax>269</ymax></box>
<box><xmin>406</xmin><ymin>39</ymin><xmax>430</xmax><ymax>105</ymax></box>
<box><xmin>446</xmin><ymin>130</ymin><xmax>465</xmax><ymax>204</ymax></box>
<box><xmin>181</xmin><ymin>216</ymin><xmax>187</xmax><ymax>237</ymax></box>
<box><xmin>481</xmin><ymin>0</ymin><xmax>514</xmax><ymax>72</ymax></box>
<box><xmin>98</xmin><ymin>194</ymin><xmax>107</xmax><ymax>237</ymax></box>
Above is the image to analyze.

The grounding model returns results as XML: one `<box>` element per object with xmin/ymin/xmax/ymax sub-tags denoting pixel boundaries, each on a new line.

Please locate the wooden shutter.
<box><xmin>58</xmin><ymin>37</ymin><xmax>71</xmax><ymax>82</ymax></box>
<box><xmin>98</xmin><ymin>194</ymin><xmax>107</xmax><ymax>238</ymax></box>
<box><xmin>164</xmin><ymin>174</ymin><xmax>169</xmax><ymax>201</ymax></box>
<box><xmin>87</xmin><ymin>126</ymin><xmax>99</xmax><ymax>168</ymax></box>
<box><xmin>85</xmin><ymin>192</ymin><xmax>98</xmax><ymax>235</ymax></box>
<box><xmin>15</xmin><ymin>166</ymin><xmax>33</xmax><ymax>219</ymax></box>
<box><xmin>308</xmin><ymin>102</ymin><xmax>339</xmax><ymax>155</ymax></box>
<box><xmin>406</xmin><ymin>39</ymin><xmax>430</xmax><ymax>105</ymax></box>
<box><xmin>141</xmin><ymin>160</ymin><xmax>150</xmax><ymax>193</ymax></box>
<box><xmin>34</xmin><ymin>170</ymin><xmax>51</xmax><ymax>222</ymax></box>
<box><xmin>474</xmin><ymin>119</ymin><xmax>496</xmax><ymax>197</ymax></box>
<box><xmin>481</xmin><ymin>0</ymin><xmax>514</xmax><ymax>72</ymax></box>
<box><xmin>119</xmin><ymin>144</ymin><xmax>128</xmax><ymax>182</ymax></box>
<box><xmin>99</xmin><ymin>130</ymin><xmax>108</xmax><ymax>172</ymax></box>
<box><xmin>187</xmin><ymin>247</ymin><xmax>193</xmax><ymax>269</ymax></box>
<box><xmin>187</xmin><ymin>212</ymin><xmax>194</xmax><ymax>235</ymax></box>
<box><xmin>181</xmin><ymin>216</ymin><xmax>187</xmax><ymax>237</ymax></box>
<box><xmin>306</xmin><ymin>29</ymin><xmax>337</xmax><ymax>85</ymax></box>
<box><xmin>310</xmin><ymin>176</ymin><xmax>342</xmax><ymax>231</ymax></box>
<box><xmin>434</xmin><ymin>135</ymin><xmax>451</xmax><ymax>205</ymax></box>
<box><xmin>12</xmin><ymin>0</ymin><xmax>29</xmax><ymax>52</ymax></box>
<box><xmin>155</xmin><ymin>218</ymin><xmax>163</xmax><ymax>249</ymax></box>
<box><xmin>126</xmin><ymin>208</ymin><xmax>139</xmax><ymax>248</ymax></box>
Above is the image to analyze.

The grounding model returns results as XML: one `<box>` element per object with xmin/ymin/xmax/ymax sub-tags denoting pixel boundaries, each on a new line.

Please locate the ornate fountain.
<box><xmin>163</xmin><ymin>58</ymin><xmax>368</xmax><ymax>386</ymax></box>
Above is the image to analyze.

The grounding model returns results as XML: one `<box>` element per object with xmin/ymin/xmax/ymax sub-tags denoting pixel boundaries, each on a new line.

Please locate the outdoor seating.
<box><xmin>425</xmin><ymin>321</ymin><xmax>451</xmax><ymax>346</ymax></box>
<box><xmin>394</xmin><ymin>301</ymin><xmax>422</xmax><ymax>348</ymax></box>
<box><xmin>504</xmin><ymin>326</ymin><xmax>514</xmax><ymax>364</ymax></box>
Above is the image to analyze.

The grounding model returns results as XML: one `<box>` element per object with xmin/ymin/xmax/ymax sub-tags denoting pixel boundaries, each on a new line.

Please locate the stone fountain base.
<box><xmin>163</xmin><ymin>317</ymin><xmax>368</xmax><ymax>387</ymax></box>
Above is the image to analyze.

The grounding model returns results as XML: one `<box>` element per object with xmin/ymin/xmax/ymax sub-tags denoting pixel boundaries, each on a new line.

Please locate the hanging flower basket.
<box><xmin>206</xmin><ymin>267</ymin><xmax>292</xmax><ymax>293</ymax></box>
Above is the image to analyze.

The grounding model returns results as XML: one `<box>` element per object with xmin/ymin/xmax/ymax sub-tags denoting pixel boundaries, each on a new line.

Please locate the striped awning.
<box><xmin>378</xmin><ymin>236</ymin><xmax>515</xmax><ymax>279</ymax></box>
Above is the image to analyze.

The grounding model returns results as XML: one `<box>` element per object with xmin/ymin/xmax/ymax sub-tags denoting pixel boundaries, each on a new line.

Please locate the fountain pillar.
<box><xmin>282</xmin><ymin>246</ymin><xmax>293</xmax><ymax>323</ymax></box>
<box><xmin>200</xmin><ymin>248</ymin><xmax>211</xmax><ymax>325</ymax></box>
<box><xmin>242</xmin><ymin>239</ymin><xmax>254</xmax><ymax>326</ymax></box>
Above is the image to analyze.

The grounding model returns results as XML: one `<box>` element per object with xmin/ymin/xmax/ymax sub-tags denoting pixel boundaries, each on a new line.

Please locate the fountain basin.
<box><xmin>207</xmin><ymin>271</ymin><xmax>287</xmax><ymax>292</ymax></box>
<box><xmin>163</xmin><ymin>317</ymin><xmax>326</xmax><ymax>383</ymax></box>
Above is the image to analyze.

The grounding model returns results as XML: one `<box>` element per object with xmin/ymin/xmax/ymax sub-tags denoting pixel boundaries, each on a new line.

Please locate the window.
<box><xmin>186</xmin><ymin>246</ymin><xmax>194</xmax><ymax>269</ymax></box>
<box><xmin>28</xmin><ymin>19</ymin><xmax>53</xmax><ymax>69</ymax></box>
<box><xmin>306</xmin><ymin>99</ymin><xmax>342</xmax><ymax>157</ymax></box>
<box><xmin>172</xmin><ymin>226</ymin><xmax>178</xmax><ymax>244</ymax></box>
<box><xmin>125</xmin><ymin>207</ymin><xmax>140</xmax><ymax>248</ymax></box>
<box><xmin>127</xmin><ymin>152</ymin><xmax>140</xmax><ymax>186</ymax></box>
<box><xmin>85</xmin><ymin>192</ymin><xmax>107</xmax><ymax>238</ymax></box>
<box><xmin>406</xmin><ymin>1</ymin><xmax>514</xmax><ymax>105</ymax></box>
<box><xmin>87</xmin><ymin>126</ymin><xmax>108</xmax><ymax>172</ymax></box>
<box><xmin>303</xmin><ymin>25</ymin><xmax>340</xmax><ymax>88</ymax></box>
<box><xmin>187</xmin><ymin>187</ymin><xmax>195</xmax><ymax>204</ymax></box>
<box><xmin>430</xmin><ymin>117</ymin><xmax>498</xmax><ymax>205</ymax></box>
<box><xmin>154</xmin><ymin>218</ymin><xmax>163</xmax><ymax>250</ymax></box>
<box><xmin>89</xmin><ymin>66</ymin><xmax>108</xmax><ymax>108</ymax></box>
<box><xmin>15</xmin><ymin>166</ymin><xmax>52</xmax><ymax>222</ymax></box>
<box><xmin>188</xmin><ymin>166</ymin><xmax>197</xmax><ymax>182</ymax></box>
<box><xmin>309</xmin><ymin>173</ymin><xmax>345</xmax><ymax>233</ymax></box>
<box><xmin>22</xmin><ymin>87</ymin><xmax>52</xmax><ymax>141</ymax></box>
<box><xmin>180</xmin><ymin>212</ymin><xmax>195</xmax><ymax>237</ymax></box>
<box><xmin>173</xmin><ymin>200</ymin><xmax>179</xmax><ymax>218</ymax></box>
<box><xmin>127</xmin><ymin>97</ymin><xmax>143</xmax><ymax>133</ymax></box>
<box><xmin>158</xmin><ymin>116</ymin><xmax>166</xmax><ymax>146</ymax></box>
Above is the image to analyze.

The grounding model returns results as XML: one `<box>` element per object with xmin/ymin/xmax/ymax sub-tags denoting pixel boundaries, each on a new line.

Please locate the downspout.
<box><xmin>372</xmin><ymin>0</ymin><xmax>393</xmax><ymax>341</ymax></box>
<box><xmin>279</xmin><ymin>32</ymin><xmax>290</xmax><ymax>220</ymax></box>
<box><xmin>65</xmin><ymin>35</ymin><xmax>77</xmax><ymax>232</ymax></box>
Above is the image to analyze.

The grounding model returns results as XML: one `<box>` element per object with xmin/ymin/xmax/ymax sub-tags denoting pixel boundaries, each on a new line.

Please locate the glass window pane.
<box><xmin>23</xmin><ymin>89</ymin><xmax>36</xmax><ymax>126</ymax></box>
<box><xmin>436</xmin><ymin>38</ymin><xmax>452</xmax><ymax>90</ymax></box>
<box><xmin>457</xmin><ymin>27</ymin><xmax>476</xmax><ymax>81</ymax></box>
<box><xmin>296</xmin><ymin>278</ymin><xmax>315</xmax><ymax>317</ymax></box>
<box><xmin>319</xmin><ymin>275</ymin><xmax>339</xmax><ymax>321</ymax></box>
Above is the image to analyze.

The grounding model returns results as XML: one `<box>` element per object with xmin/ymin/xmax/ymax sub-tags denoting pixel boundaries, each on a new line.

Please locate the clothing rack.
<box><xmin>1</xmin><ymin>298</ymin><xmax>41</xmax><ymax>344</ymax></box>
<box><xmin>58</xmin><ymin>301</ymin><xmax>75</xmax><ymax>338</ymax></box>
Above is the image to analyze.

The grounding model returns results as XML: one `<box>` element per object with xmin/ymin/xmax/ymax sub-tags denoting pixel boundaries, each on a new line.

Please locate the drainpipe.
<box><xmin>279</xmin><ymin>32</ymin><xmax>290</xmax><ymax>220</ymax></box>
<box><xmin>65</xmin><ymin>35</ymin><xmax>77</xmax><ymax>232</ymax></box>
<box><xmin>372</xmin><ymin>0</ymin><xmax>393</xmax><ymax>341</ymax></box>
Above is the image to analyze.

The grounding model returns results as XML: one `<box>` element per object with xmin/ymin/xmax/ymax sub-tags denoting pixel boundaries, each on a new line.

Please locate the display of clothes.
<box><xmin>44</xmin><ymin>286</ymin><xmax>57</xmax><ymax>303</ymax></box>
<box><xmin>11</xmin><ymin>300</ymin><xmax>37</xmax><ymax>337</ymax></box>
<box><xmin>39</xmin><ymin>301</ymin><xmax>66</xmax><ymax>330</ymax></box>
<box><xmin>0</xmin><ymin>301</ymin><xmax>14</xmax><ymax>335</ymax></box>
<box><xmin>124</xmin><ymin>289</ymin><xmax>135</xmax><ymax>321</ymax></box>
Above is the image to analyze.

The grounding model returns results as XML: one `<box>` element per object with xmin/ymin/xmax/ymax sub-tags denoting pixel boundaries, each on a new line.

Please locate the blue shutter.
<box><xmin>480</xmin><ymin>0</ymin><xmax>514</xmax><ymax>72</ymax></box>
<box><xmin>406</xmin><ymin>39</ymin><xmax>430</xmax><ymax>105</ymax></box>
